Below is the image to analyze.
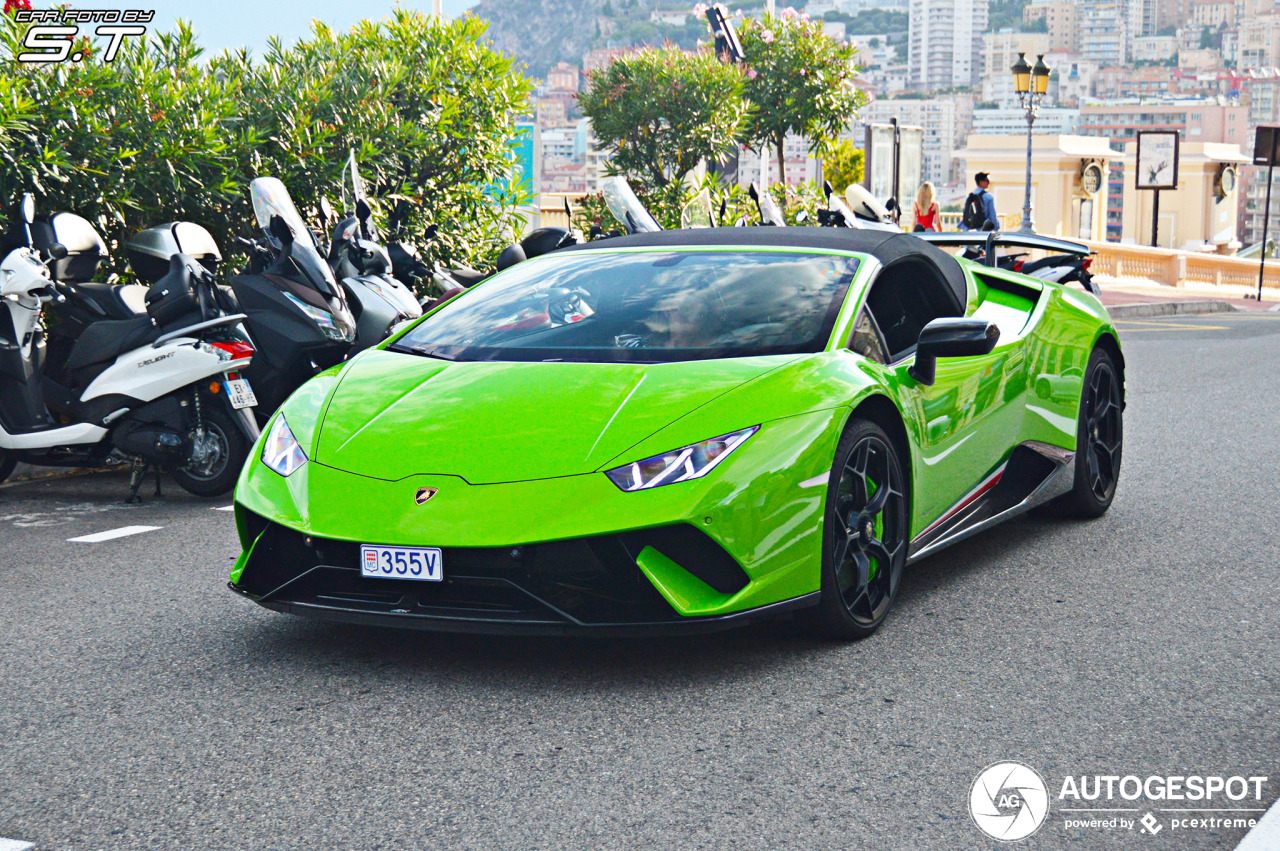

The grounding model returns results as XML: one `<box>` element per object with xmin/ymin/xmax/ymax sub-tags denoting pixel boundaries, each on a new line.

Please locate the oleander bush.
<box><xmin>0</xmin><ymin>10</ymin><xmax>532</xmax><ymax>278</ymax></box>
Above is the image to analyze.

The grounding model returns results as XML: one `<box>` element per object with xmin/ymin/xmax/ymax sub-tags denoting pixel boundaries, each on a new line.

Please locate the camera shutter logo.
<box><xmin>969</xmin><ymin>761</ymin><xmax>1050</xmax><ymax>842</ymax></box>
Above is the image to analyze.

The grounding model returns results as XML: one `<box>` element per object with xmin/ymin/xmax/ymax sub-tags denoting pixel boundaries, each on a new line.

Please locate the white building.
<box><xmin>970</xmin><ymin>106</ymin><xmax>1082</xmax><ymax>136</ymax></box>
<box><xmin>908</xmin><ymin>0</ymin><xmax>989</xmax><ymax>91</ymax></box>
<box><xmin>981</xmin><ymin>31</ymin><xmax>1051</xmax><ymax>108</ymax></box>
<box><xmin>864</xmin><ymin>95</ymin><xmax>972</xmax><ymax>184</ymax></box>
<box><xmin>649</xmin><ymin>9</ymin><xmax>690</xmax><ymax>25</ymax></box>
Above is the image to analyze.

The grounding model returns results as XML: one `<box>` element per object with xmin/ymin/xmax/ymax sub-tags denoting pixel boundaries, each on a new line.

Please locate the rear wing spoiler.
<box><xmin>913</xmin><ymin>232</ymin><xmax>1091</xmax><ymax>267</ymax></box>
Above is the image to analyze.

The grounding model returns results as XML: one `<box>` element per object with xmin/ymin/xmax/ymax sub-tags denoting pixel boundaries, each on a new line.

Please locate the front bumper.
<box><xmin>229</xmin><ymin>513</ymin><xmax>818</xmax><ymax>635</ymax></box>
<box><xmin>229</xmin><ymin>408</ymin><xmax>844</xmax><ymax>632</ymax></box>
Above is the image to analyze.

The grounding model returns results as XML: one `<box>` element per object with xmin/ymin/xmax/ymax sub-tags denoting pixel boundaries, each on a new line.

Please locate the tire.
<box><xmin>169</xmin><ymin>401</ymin><xmax>248</xmax><ymax>498</ymax></box>
<box><xmin>799</xmin><ymin>418</ymin><xmax>910</xmax><ymax>641</ymax></box>
<box><xmin>0</xmin><ymin>449</ymin><xmax>16</xmax><ymax>486</ymax></box>
<box><xmin>1056</xmin><ymin>346</ymin><xmax>1123</xmax><ymax>518</ymax></box>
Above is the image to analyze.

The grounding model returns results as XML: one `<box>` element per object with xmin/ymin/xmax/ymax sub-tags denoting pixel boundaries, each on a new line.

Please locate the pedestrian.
<box><xmin>960</xmin><ymin>171</ymin><xmax>999</xmax><ymax>231</ymax></box>
<box><xmin>912</xmin><ymin>181</ymin><xmax>940</xmax><ymax>232</ymax></box>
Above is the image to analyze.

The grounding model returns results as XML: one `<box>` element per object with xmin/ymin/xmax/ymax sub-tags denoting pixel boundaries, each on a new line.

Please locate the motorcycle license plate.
<box><xmin>360</xmin><ymin>545</ymin><xmax>443</xmax><ymax>582</ymax></box>
<box><xmin>224</xmin><ymin>378</ymin><xmax>257</xmax><ymax>410</ymax></box>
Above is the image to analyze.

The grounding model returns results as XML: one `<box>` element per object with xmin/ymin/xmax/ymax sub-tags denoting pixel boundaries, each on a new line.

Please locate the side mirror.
<box><xmin>269</xmin><ymin>214</ymin><xmax>294</xmax><ymax>247</ymax></box>
<box><xmin>318</xmin><ymin>197</ymin><xmax>334</xmax><ymax>226</ymax></box>
<box><xmin>47</xmin><ymin>242</ymin><xmax>69</xmax><ymax>261</ymax></box>
<box><xmin>21</xmin><ymin>193</ymin><xmax>35</xmax><ymax>224</ymax></box>
<box><xmin>795</xmin><ymin>210</ymin><xmax>809</xmax><ymax>224</ymax></box>
<box><xmin>909</xmin><ymin>318</ymin><xmax>1000</xmax><ymax>386</ymax></box>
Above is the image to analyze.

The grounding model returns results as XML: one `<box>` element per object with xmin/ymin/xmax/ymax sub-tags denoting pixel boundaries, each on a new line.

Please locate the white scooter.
<box><xmin>0</xmin><ymin>194</ymin><xmax>261</xmax><ymax>499</ymax></box>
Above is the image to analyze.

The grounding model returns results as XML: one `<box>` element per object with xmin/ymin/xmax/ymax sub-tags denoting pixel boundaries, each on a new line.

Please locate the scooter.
<box><xmin>315</xmin><ymin>154</ymin><xmax>422</xmax><ymax>343</ymax></box>
<box><xmin>229</xmin><ymin>177</ymin><xmax>360</xmax><ymax>421</ymax></box>
<box><xmin>0</xmin><ymin>194</ymin><xmax>260</xmax><ymax>498</ymax></box>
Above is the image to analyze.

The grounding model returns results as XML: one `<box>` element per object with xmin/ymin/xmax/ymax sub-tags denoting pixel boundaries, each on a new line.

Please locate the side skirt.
<box><xmin>907</xmin><ymin>441</ymin><xmax>1075</xmax><ymax>565</ymax></box>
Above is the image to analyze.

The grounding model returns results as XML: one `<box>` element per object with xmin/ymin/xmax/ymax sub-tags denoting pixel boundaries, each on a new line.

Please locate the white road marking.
<box><xmin>67</xmin><ymin>525</ymin><xmax>162</xmax><ymax>543</ymax></box>
<box><xmin>214</xmin><ymin>505</ymin><xmax>234</xmax><ymax>512</ymax></box>
<box><xmin>1235</xmin><ymin>795</ymin><xmax>1280</xmax><ymax>850</ymax></box>
<box><xmin>0</xmin><ymin>838</ymin><xmax>35</xmax><ymax>851</ymax></box>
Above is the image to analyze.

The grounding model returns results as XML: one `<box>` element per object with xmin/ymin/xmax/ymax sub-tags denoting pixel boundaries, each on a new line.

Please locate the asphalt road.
<box><xmin>1</xmin><ymin>312</ymin><xmax>1278</xmax><ymax>850</ymax></box>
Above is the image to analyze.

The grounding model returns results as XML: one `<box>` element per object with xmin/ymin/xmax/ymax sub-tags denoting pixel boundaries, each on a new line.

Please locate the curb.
<box><xmin>2</xmin><ymin>463</ymin><xmax>119</xmax><ymax>489</ymax></box>
<box><xmin>1107</xmin><ymin>299</ymin><xmax>1239</xmax><ymax>319</ymax></box>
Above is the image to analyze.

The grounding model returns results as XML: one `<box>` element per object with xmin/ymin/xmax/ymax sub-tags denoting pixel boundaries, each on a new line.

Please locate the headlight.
<box><xmin>284</xmin><ymin>292</ymin><xmax>354</xmax><ymax>342</ymax></box>
<box><xmin>605</xmin><ymin>426</ymin><xmax>758</xmax><ymax>492</ymax></box>
<box><xmin>262</xmin><ymin>414</ymin><xmax>306</xmax><ymax>477</ymax></box>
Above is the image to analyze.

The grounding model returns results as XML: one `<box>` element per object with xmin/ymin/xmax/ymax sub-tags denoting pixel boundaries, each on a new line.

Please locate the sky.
<box><xmin>52</xmin><ymin>1</ymin><xmax>479</xmax><ymax>57</ymax></box>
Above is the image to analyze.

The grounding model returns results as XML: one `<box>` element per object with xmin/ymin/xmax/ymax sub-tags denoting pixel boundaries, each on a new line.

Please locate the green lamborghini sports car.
<box><xmin>228</xmin><ymin>228</ymin><xmax>1124</xmax><ymax>639</ymax></box>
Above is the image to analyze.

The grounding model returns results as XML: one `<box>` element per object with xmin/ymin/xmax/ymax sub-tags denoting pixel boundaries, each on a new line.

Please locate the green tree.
<box><xmin>579</xmin><ymin>45</ymin><xmax>746</xmax><ymax>188</ymax></box>
<box><xmin>822</xmin><ymin>139</ymin><xmax>864</xmax><ymax>192</ymax></box>
<box><xmin>737</xmin><ymin>10</ymin><xmax>867</xmax><ymax>183</ymax></box>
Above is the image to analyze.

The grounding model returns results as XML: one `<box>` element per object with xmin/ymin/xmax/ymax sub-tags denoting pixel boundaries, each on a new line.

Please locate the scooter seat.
<box><xmin>67</xmin><ymin>315</ymin><xmax>160</xmax><ymax>371</ymax></box>
<box><xmin>449</xmin><ymin>266</ymin><xmax>488</xmax><ymax>287</ymax></box>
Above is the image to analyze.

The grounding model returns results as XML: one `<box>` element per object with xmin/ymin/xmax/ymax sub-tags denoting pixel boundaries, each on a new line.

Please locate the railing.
<box><xmin>1079</xmin><ymin>240</ymin><xmax>1280</xmax><ymax>290</ymax></box>
<box><xmin>936</xmin><ymin>211</ymin><xmax>1024</xmax><ymax>232</ymax></box>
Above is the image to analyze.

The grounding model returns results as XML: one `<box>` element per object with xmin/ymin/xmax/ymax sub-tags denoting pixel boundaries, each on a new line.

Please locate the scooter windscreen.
<box><xmin>600</xmin><ymin>177</ymin><xmax>662</xmax><ymax>234</ymax></box>
<box><xmin>757</xmin><ymin>189</ymin><xmax>786</xmax><ymax>227</ymax></box>
<box><xmin>250</xmin><ymin>177</ymin><xmax>356</xmax><ymax>341</ymax></box>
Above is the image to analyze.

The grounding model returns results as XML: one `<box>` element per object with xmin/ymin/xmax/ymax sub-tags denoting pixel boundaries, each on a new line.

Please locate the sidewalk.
<box><xmin>1094</xmin><ymin>277</ymin><xmax>1277</xmax><ymax>314</ymax></box>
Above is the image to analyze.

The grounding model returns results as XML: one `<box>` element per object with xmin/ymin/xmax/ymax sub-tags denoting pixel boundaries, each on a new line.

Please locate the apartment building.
<box><xmin>980</xmin><ymin>31</ymin><xmax>1051</xmax><ymax>106</ymax></box>
<box><xmin>907</xmin><ymin>0</ymin><xmax>989</xmax><ymax>90</ymax></box>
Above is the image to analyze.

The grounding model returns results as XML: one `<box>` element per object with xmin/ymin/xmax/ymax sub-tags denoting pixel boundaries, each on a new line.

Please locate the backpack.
<box><xmin>962</xmin><ymin>191</ymin><xmax>986</xmax><ymax>230</ymax></box>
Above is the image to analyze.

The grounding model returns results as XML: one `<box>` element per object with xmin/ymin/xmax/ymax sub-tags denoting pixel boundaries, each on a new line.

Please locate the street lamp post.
<box><xmin>1011</xmin><ymin>52</ymin><xmax>1051</xmax><ymax>234</ymax></box>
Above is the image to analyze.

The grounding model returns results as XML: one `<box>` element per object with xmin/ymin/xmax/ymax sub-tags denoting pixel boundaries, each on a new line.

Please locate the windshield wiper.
<box><xmin>388</xmin><ymin>342</ymin><xmax>458</xmax><ymax>361</ymax></box>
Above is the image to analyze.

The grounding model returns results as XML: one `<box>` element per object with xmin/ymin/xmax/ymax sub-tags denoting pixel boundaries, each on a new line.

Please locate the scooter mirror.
<box><xmin>21</xmin><ymin>193</ymin><xmax>35</xmax><ymax>224</ymax></box>
<box><xmin>269</xmin><ymin>214</ymin><xmax>294</xmax><ymax>247</ymax></box>
<box><xmin>823</xmin><ymin>181</ymin><xmax>834</xmax><ymax>204</ymax></box>
<box><xmin>319</xmin><ymin>197</ymin><xmax>334</xmax><ymax>226</ymax></box>
<box><xmin>356</xmin><ymin>198</ymin><xmax>372</xmax><ymax>224</ymax></box>
<box><xmin>47</xmin><ymin>242</ymin><xmax>69</xmax><ymax>260</ymax></box>
<box><xmin>796</xmin><ymin>210</ymin><xmax>809</xmax><ymax>224</ymax></box>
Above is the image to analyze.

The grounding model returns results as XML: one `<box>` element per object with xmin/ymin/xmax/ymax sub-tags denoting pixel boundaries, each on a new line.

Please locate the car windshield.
<box><xmin>391</xmin><ymin>249</ymin><xmax>859</xmax><ymax>363</ymax></box>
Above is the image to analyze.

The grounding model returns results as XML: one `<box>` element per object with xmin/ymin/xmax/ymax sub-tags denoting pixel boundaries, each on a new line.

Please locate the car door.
<box><xmin>851</xmin><ymin>262</ymin><xmax>1015</xmax><ymax>539</ymax></box>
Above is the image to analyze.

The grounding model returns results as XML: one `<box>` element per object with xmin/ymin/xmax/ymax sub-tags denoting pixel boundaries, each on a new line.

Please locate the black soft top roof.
<box><xmin>563</xmin><ymin>227</ymin><xmax>969</xmax><ymax>314</ymax></box>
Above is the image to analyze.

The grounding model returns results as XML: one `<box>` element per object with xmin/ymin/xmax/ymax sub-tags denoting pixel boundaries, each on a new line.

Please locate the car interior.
<box><xmin>858</xmin><ymin>257</ymin><xmax>965</xmax><ymax>362</ymax></box>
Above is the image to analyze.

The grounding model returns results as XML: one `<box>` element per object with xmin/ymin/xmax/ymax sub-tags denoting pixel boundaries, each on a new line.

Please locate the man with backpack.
<box><xmin>960</xmin><ymin>172</ymin><xmax>999</xmax><ymax>231</ymax></box>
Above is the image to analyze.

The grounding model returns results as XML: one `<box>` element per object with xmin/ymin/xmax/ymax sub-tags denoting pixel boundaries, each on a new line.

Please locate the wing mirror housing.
<box><xmin>21</xmin><ymin>193</ymin><xmax>36</xmax><ymax>224</ymax></box>
<box><xmin>46</xmin><ymin>242</ymin><xmax>69</xmax><ymax>261</ymax></box>
<box><xmin>909</xmin><ymin>318</ymin><xmax>1000</xmax><ymax>386</ymax></box>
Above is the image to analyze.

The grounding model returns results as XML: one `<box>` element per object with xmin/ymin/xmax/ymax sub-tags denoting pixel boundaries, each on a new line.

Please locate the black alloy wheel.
<box><xmin>801</xmin><ymin>418</ymin><xmax>909</xmax><ymax>640</ymax></box>
<box><xmin>1058</xmin><ymin>347</ymin><xmax>1123</xmax><ymax>517</ymax></box>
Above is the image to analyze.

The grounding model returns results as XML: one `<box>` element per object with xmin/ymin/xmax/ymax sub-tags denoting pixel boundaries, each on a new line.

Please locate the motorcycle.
<box><xmin>0</xmin><ymin>194</ymin><xmax>259</xmax><ymax>498</ymax></box>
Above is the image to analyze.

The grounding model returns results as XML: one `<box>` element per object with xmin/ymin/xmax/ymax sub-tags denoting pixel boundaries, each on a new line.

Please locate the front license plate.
<box><xmin>224</xmin><ymin>378</ymin><xmax>258</xmax><ymax>410</ymax></box>
<box><xmin>360</xmin><ymin>545</ymin><xmax>443</xmax><ymax>582</ymax></box>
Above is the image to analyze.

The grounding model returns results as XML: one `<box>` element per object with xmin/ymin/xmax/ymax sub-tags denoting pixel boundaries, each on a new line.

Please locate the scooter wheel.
<box><xmin>170</xmin><ymin>403</ymin><xmax>248</xmax><ymax>498</ymax></box>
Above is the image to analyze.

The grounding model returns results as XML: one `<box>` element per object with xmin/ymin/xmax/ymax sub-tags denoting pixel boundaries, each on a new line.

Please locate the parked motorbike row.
<box><xmin>0</xmin><ymin>166</ymin><xmax>1094</xmax><ymax>500</ymax></box>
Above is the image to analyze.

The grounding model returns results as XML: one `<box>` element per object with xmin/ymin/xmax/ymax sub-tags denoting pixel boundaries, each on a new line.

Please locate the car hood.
<box><xmin>313</xmin><ymin>349</ymin><xmax>798</xmax><ymax>483</ymax></box>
